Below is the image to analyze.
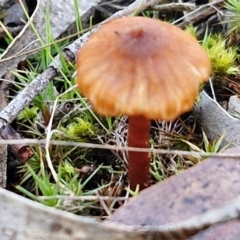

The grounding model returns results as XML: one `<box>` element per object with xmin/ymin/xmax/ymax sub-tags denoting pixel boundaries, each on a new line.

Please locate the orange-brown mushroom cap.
<box><xmin>76</xmin><ymin>17</ymin><xmax>211</xmax><ymax>121</ymax></box>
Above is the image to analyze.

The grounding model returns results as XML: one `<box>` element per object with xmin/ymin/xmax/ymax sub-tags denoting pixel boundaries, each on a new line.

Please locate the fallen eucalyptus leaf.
<box><xmin>193</xmin><ymin>91</ymin><xmax>240</xmax><ymax>146</ymax></box>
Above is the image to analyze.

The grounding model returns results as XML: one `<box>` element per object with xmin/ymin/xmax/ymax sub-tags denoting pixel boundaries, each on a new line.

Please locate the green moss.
<box><xmin>63</xmin><ymin>117</ymin><xmax>97</xmax><ymax>140</ymax></box>
<box><xmin>202</xmin><ymin>34</ymin><xmax>239</xmax><ymax>76</ymax></box>
<box><xmin>17</xmin><ymin>106</ymin><xmax>39</xmax><ymax>122</ymax></box>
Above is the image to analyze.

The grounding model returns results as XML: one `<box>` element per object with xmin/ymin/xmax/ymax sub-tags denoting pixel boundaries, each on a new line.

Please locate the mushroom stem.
<box><xmin>127</xmin><ymin>116</ymin><xmax>151</xmax><ymax>191</ymax></box>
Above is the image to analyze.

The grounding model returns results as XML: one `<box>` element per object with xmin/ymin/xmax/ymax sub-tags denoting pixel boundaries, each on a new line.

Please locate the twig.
<box><xmin>152</xmin><ymin>3</ymin><xmax>196</xmax><ymax>12</ymax></box>
<box><xmin>177</xmin><ymin>0</ymin><xmax>224</xmax><ymax>29</ymax></box>
<box><xmin>38</xmin><ymin>195</ymin><xmax>128</xmax><ymax>201</ymax></box>
<box><xmin>0</xmin><ymin>125</ymin><xmax>33</xmax><ymax>162</ymax></box>
<box><xmin>106</xmin><ymin>0</ymin><xmax>164</xmax><ymax>19</ymax></box>
<box><xmin>0</xmin><ymin>138</ymin><xmax>239</xmax><ymax>158</ymax></box>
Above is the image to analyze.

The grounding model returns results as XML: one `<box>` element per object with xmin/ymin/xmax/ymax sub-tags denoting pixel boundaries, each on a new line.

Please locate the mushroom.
<box><xmin>76</xmin><ymin>16</ymin><xmax>211</xmax><ymax>191</ymax></box>
<box><xmin>108</xmin><ymin>146</ymin><xmax>240</xmax><ymax>239</ymax></box>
